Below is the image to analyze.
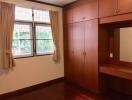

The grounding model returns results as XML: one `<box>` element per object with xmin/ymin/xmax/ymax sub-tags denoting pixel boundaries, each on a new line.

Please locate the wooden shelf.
<box><xmin>100</xmin><ymin>64</ymin><xmax>132</xmax><ymax>80</ymax></box>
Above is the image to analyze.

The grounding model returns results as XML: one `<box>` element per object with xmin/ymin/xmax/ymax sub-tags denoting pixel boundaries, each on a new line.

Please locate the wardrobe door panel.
<box><xmin>99</xmin><ymin>0</ymin><xmax>117</xmax><ymax>18</ymax></box>
<box><xmin>83</xmin><ymin>0</ymin><xmax>98</xmax><ymax>20</ymax></box>
<box><xmin>73</xmin><ymin>6</ymin><xmax>84</xmax><ymax>22</ymax></box>
<box><xmin>118</xmin><ymin>0</ymin><xmax>132</xmax><ymax>14</ymax></box>
<box><xmin>72</xmin><ymin>22</ymin><xmax>85</xmax><ymax>85</ymax></box>
<box><xmin>64</xmin><ymin>24</ymin><xmax>75</xmax><ymax>82</ymax></box>
<box><xmin>84</xmin><ymin>19</ymin><xmax>99</xmax><ymax>92</ymax></box>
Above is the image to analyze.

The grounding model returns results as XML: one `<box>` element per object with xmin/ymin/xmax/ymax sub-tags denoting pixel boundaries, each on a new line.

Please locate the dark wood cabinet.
<box><xmin>64</xmin><ymin>0</ymin><xmax>98</xmax><ymax>23</ymax></box>
<box><xmin>63</xmin><ymin>0</ymin><xmax>99</xmax><ymax>93</ymax></box>
<box><xmin>118</xmin><ymin>0</ymin><xmax>132</xmax><ymax>14</ymax></box>
<box><xmin>84</xmin><ymin>19</ymin><xmax>99</xmax><ymax>91</ymax></box>
<box><xmin>99</xmin><ymin>0</ymin><xmax>132</xmax><ymax>18</ymax></box>
<box><xmin>64</xmin><ymin>22</ymin><xmax>85</xmax><ymax>85</ymax></box>
<box><xmin>83</xmin><ymin>0</ymin><xmax>98</xmax><ymax>20</ymax></box>
<box><xmin>73</xmin><ymin>6</ymin><xmax>84</xmax><ymax>22</ymax></box>
<box><xmin>99</xmin><ymin>0</ymin><xmax>117</xmax><ymax>18</ymax></box>
<box><xmin>64</xmin><ymin>20</ymin><xmax>99</xmax><ymax>92</ymax></box>
<box><xmin>72</xmin><ymin>22</ymin><xmax>85</xmax><ymax>85</ymax></box>
<box><xmin>63</xmin><ymin>0</ymin><xmax>132</xmax><ymax>95</ymax></box>
<box><xmin>64</xmin><ymin>24</ymin><xmax>74</xmax><ymax>81</ymax></box>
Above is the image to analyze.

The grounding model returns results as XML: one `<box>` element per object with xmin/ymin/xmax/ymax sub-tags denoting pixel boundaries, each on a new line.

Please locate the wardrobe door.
<box><xmin>83</xmin><ymin>0</ymin><xmax>98</xmax><ymax>20</ymax></box>
<box><xmin>84</xmin><ymin>19</ymin><xmax>99</xmax><ymax>92</ymax></box>
<box><xmin>64</xmin><ymin>24</ymin><xmax>75</xmax><ymax>82</ymax></box>
<box><xmin>73</xmin><ymin>5</ymin><xmax>84</xmax><ymax>22</ymax></box>
<box><xmin>118</xmin><ymin>0</ymin><xmax>132</xmax><ymax>14</ymax></box>
<box><xmin>99</xmin><ymin>0</ymin><xmax>117</xmax><ymax>18</ymax></box>
<box><xmin>72</xmin><ymin>22</ymin><xmax>85</xmax><ymax>86</ymax></box>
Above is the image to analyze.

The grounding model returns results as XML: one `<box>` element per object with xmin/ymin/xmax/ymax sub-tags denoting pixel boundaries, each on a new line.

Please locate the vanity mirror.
<box><xmin>119</xmin><ymin>27</ymin><xmax>132</xmax><ymax>62</ymax></box>
<box><xmin>113</xmin><ymin>26</ymin><xmax>132</xmax><ymax>65</ymax></box>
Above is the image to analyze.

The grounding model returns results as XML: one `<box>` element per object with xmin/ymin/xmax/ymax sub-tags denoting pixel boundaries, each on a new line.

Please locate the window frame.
<box><xmin>34</xmin><ymin>23</ymin><xmax>54</xmax><ymax>56</ymax></box>
<box><xmin>13</xmin><ymin>22</ymin><xmax>34</xmax><ymax>58</ymax></box>
<box><xmin>13</xmin><ymin>7</ymin><xmax>54</xmax><ymax>59</ymax></box>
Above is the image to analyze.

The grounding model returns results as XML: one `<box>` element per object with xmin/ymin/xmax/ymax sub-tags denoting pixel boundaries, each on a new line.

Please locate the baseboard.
<box><xmin>0</xmin><ymin>77</ymin><xmax>64</xmax><ymax>99</ymax></box>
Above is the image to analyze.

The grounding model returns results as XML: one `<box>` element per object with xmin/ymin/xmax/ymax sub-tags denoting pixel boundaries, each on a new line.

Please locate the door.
<box><xmin>64</xmin><ymin>24</ymin><xmax>75</xmax><ymax>82</ymax></box>
<box><xmin>73</xmin><ymin>5</ymin><xmax>84</xmax><ymax>22</ymax></box>
<box><xmin>84</xmin><ymin>19</ymin><xmax>99</xmax><ymax>92</ymax></box>
<box><xmin>99</xmin><ymin>0</ymin><xmax>117</xmax><ymax>18</ymax></box>
<box><xmin>83</xmin><ymin>0</ymin><xmax>98</xmax><ymax>20</ymax></box>
<box><xmin>118</xmin><ymin>0</ymin><xmax>132</xmax><ymax>14</ymax></box>
<box><xmin>72</xmin><ymin>22</ymin><xmax>85</xmax><ymax>86</ymax></box>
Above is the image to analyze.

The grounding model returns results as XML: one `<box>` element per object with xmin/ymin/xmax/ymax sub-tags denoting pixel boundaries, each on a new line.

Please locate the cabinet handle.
<box><xmin>83</xmin><ymin>17</ymin><xmax>85</xmax><ymax>20</ymax></box>
<box><xmin>115</xmin><ymin>10</ymin><xmax>120</xmax><ymax>14</ymax></box>
<box><xmin>83</xmin><ymin>51</ymin><xmax>86</xmax><ymax>56</ymax></box>
<box><xmin>117</xmin><ymin>10</ymin><xmax>120</xmax><ymax>13</ymax></box>
<box><xmin>84</xmin><ymin>52</ymin><xmax>86</xmax><ymax>56</ymax></box>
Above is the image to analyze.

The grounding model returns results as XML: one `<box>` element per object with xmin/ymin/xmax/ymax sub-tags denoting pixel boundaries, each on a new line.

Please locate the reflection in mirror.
<box><xmin>120</xmin><ymin>27</ymin><xmax>132</xmax><ymax>62</ymax></box>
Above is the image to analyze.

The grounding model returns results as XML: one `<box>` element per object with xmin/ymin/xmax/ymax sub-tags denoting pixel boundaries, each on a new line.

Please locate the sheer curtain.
<box><xmin>0</xmin><ymin>2</ymin><xmax>15</xmax><ymax>72</ymax></box>
<box><xmin>49</xmin><ymin>11</ymin><xmax>60</xmax><ymax>63</ymax></box>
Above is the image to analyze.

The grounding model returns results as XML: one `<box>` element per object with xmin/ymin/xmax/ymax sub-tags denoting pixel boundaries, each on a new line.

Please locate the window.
<box><xmin>12</xmin><ymin>23</ymin><xmax>33</xmax><ymax>57</ymax></box>
<box><xmin>34</xmin><ymin>9</ymin><xmax>50</xmax><ymax>23</ymax></box>
<box><xmin>12</xmin><ymin>7</ymin><xmax>54</xmax><ymax>58</ymax></box>
<box><xmin>36</xmin><ymin>25</ymin><xmax>54</xmax><ymax>55</ymax></box>
<box><xmin>15</xmin><ymin>7</ymin><xmax>32</xmax><ymax>21</ymax></box>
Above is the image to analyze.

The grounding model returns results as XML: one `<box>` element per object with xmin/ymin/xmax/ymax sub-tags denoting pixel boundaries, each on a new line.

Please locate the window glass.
<box><xmin>34</xmin><ymin>9</ymin><xmax>50</xmax><ymax>23</ymax></box>
<box><xmin>35</xmin><ymin>25</ymin><xmax>54</xmax><ymax>55</ymax></box>
<box><xmin>36</xmin><ymin>25</ymin><xmax>52</xmax><ymax>39</ymax></box>
<box><xmin>15</xmin><ymin>7</ymin><xmax>32</xmax><ymax>21</ymax></box>
<box><xmin>12</xmin><ymin>24</ymin><xmax>33</xmax><ymax>57</ymax></box>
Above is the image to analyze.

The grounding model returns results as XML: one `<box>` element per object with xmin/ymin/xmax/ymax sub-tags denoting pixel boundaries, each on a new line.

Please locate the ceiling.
<box><xmin>36</xmin><ymin>0</ymin><xmax>76</xmax><ymax>6</ymax></box>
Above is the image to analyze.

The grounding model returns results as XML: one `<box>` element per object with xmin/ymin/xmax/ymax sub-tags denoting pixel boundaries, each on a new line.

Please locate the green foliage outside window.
<box><xmin>12</xmin><ymin>30</ymin><xmax>54</xmax><ymax>55</ymax></box>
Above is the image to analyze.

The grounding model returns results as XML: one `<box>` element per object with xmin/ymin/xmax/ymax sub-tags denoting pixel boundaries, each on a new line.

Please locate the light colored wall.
<box><xmin>120</xmin><ymin>27</ymin><xmax>132</xmax><ymax>62</ymax></box>
<box><xmin>0</xmin><ymin>0</ymin><xmax>64</xmax><ymax>94</ymax></box>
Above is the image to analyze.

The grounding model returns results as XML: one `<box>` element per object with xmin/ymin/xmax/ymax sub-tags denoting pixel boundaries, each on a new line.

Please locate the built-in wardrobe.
<box><xmin>63</xmin><ymin>0</ymin><xmax>99</xmax><ymax>93</ymax></box>
<box><xmin>63</xmin><ymin>0</ymin><xmax>132</xmax><ymax>94</ymax></box>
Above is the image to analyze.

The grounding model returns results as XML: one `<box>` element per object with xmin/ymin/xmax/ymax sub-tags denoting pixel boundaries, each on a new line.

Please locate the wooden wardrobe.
<box><xmin>63</xmin><ymin>0</ymin><xmax>99</xmax><ymax>93</ymax></box>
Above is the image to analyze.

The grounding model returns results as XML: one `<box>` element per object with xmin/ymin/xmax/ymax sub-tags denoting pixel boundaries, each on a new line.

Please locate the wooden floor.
<box><xmin>1</xmin><ymin>81</ymin><xmax>132</xmax><ymax>100</ymax></box>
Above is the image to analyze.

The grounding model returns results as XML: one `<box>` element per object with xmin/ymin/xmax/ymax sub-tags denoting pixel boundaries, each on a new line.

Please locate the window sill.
<box><xmin>14</xmin><ymin>54</ymin><xmax>53</xmax><ymax>59</ymax></box>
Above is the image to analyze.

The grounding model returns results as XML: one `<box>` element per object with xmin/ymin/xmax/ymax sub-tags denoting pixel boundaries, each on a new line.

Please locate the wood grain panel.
<box><xmin>84</xmin><ymin>19</ymin><xmax>99</xmax><ymax>92</ymax></box>
<box><xmin>100</xmin><ymin>13</ymin><xmax>132</xmax><ymax>24</ymax></box>
<box><xmin>83</xmin><ymin>0</ymin><xmax>98</xmax><ymax>20</ymax></box>
<box><xmin>72</xmin><ymin>22</ymin><xmax>85</xmax><ymax>86</ymax></box>
<box><xmin>118</xmin><ymin>0</ymin><xmax>132</xmax><ymax>14</ymax></box>
<box><xmin>64</xmin><ymin>24</ymin><xmax>76</xmax><ymax>82</ymax></box>
<box><xmin>73</xmin><ymin>6</ymin><xmax>84</xmax><ymax>22</ymax></box>
<box><xmin>99</xmin><ymin>0</ymin><xmax>117</xmax><ymax>18</ymax></box>
<box><xmin>100</xmin><ymin>64</ymin><xmax>132</xmax><ymax>80</ymax></box>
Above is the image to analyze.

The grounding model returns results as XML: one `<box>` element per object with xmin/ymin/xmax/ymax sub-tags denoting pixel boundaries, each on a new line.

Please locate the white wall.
<box><xmin>0</xmin><ymin>0</ymin><xmax>64</xmax><ymax>94</ymax></box>
<box><xmin>120</xmin><ymin>27</ymin><xmax>132</xmax><ymax>62</ymax></box>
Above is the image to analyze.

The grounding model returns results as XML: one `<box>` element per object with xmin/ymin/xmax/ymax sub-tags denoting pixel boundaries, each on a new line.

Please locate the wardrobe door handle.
<box><xmin>82</xmin><ymin>17</ymin><xmax>85</xmax><ymax>20</ymax></box>
<box><xmin>84</xmin><ymin>52</ymin><xmax>86</xmax><ymax>56</ymax></box>
<box><xmin>83</xmin><ymin>51</ymin><xmax>86</xmax><ymax>56</ymax></box>
<box><xmin>117</xmin><ymin>10</ymin><xmax>120</xmax><ymax>13</ymax></box>
<box><xmin>115</xmin><ymin>10</ymin><xmax>120</xmax><ymax>14</ymax></box>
